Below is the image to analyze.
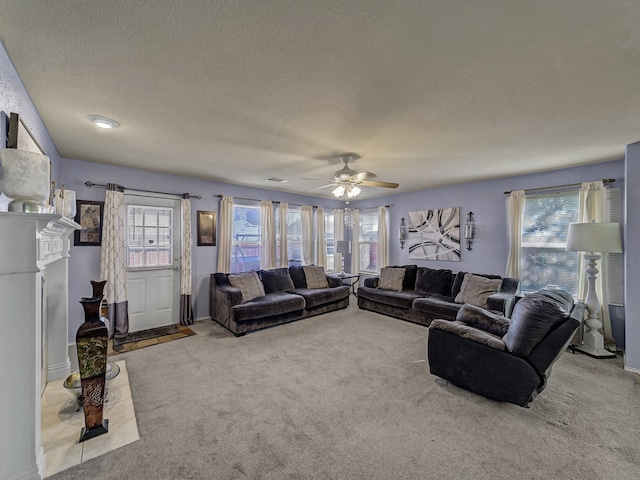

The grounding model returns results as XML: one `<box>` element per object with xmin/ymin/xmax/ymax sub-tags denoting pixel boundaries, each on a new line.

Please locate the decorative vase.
<box><xmin>54</xmin><ymin>188</ymin><xmax>76</xmax><ymax>218</ymax></box>
<box><xmin>0</xmin><ymin>149</ymin><xmax>50</xmax><ymax>213</ymax></box>
<box><xmin>90</xmin><ymin>280</ymin><xmax>109</xmax><ymax>320</ymax></box>
<box><xmin>76</xmin><ymin>296</ymin><xmax>109</xmax><ymax>442</ymax></box>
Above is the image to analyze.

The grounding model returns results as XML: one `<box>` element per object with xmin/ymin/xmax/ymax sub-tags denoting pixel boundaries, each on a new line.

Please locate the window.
<box><xmin>520</xmin><ymin>191</ymin><xmax>580</xmax><ymax>294</ymax></box>
<box><xmin>231</xmin><ymin>203</ymin><xmax>261</xmax><ymax>272</ymax></box>
<box><xmin>127</xmin><ymin>205</ymin><xmax>173</xmax><ymax>267</ymax></box>
<box><xmin>358</xmin><ymin>211</ymin><xmax>379</xmax><ymax>273</ymax></box>
<box><xmin>325</xmin><ymin>211</ymin><xmax>336</xmax><ymax>272</ymax></box>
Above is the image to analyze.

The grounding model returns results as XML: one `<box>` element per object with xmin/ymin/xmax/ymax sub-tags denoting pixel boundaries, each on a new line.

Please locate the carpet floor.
<box><xmin>49</xmin><ymin>304</ymin><xmax>640</xmax><ymax>480</ymax></box>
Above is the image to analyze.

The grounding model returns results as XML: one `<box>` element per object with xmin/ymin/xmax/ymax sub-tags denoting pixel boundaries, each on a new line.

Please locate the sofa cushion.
<box><xmin>260</xmin><ymin>268</ymin><xmax>295</xmax><ymax>294</ymax></box>
<box><xmin>454</xmin><ymin>274</ymin><xmax>502</xmax><ymax>308</ymax></box>
<box><xmin>451</xmin><ymin>271</ymin><xmax>502</xmax><ymax>299</ymax></box>
<box><xmin>289</xmin><ymin>265</ymin><xmax>307</xmax><ymax>289</ymax></box>
<box><xmin>378</xmin><ymin>267</ymin><xmax>405</xmax><ymax>292</ymax></box>
<box><xmin>358</xmin><ymin>286</ymin><xmax>423</xmax><ymax>309</ymax></box>
<box><xmin>292</xmin><ymin>285</ymin><xmax>350</xmax><ymax>309</ymax></box>
<box><xmin>228</xmin><ymin>271</ymin><xmax>265</xmax><ymax>303</ymax></box>
<box><xmin>415</xmin><ymin>267</ymin><xmax>454</xmax><ymax>295</ymax></box>
<box><xmin>503</xmin><ymin>289</ymin><xmax>574</xmax><ymax>357</ymax></box>
<box><xmin>232</xmin><ymin>292</ymin><xmax>305</xmax><ymax>322</ymax></box>
<box><xmin>303</xmin><ymin>266</ymin><xmax>329</xmax><ymax>289</ymax></box>
<box><xmin>389</xmin><ymin>264</ymin><xmax>418</xmax><ymax>291</ymax></box>
<box><xmin>412</xmin><ymin>295</ymin><xmax>463</xmax><ymax>320</ymax></box>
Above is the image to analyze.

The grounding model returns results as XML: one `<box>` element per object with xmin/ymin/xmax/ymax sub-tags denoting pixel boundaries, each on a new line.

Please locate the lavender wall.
<box><xmin>0</xmin><ymin>43</ymin><xmax>61</xmax><ymax>175</ymax></box>
<box><xmin>624</xmin><ymin>143</ymin><xmax>640</xmax><ymax>372</ymax></box>
<box><xmin>59</xmin><ymin>157</ymin><xmax>343</xmax><ymax>341</ymax></box>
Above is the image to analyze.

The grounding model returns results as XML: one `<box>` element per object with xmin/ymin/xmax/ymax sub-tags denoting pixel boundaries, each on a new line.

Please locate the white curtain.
<box><xmin>180</xmin><ymin>194</ymin><xmax>193</xmax><ymax>325</ymax></box>
<box><xmin>301</xmin><ymin>205</ymin><xmax>314</xmax><ymax>265</ymax></box>
<box><xmin>578</xmin><ymin>181</ymin><xmax>614</xmax><ymax>345</ymax></box>
<box><xmin>260</xmin><ymin>200</ymin><xmax>276</xmax><ymax>269</ymax></box>
<box><xmin>316</xmin><ymin>206</ymin><xmax>327</xmax><ymax>268</ymax></box>
<box><xmin>378</xmin><ymin>206</ymin><xmax>389</xmax><ymax>271</ymax></box>
<box><xmin>217</xmin><ymin>196</ymin><xmax>233</xmax><ymax>273</ymax></box>
<box><xmin>279</xmin><ymin>202</ymin><xmax>289</xmax><ymax>267</ymax></box>
<box><xmin>505</xmin><ymin>190</ymin><xmax>525</xmax><ymax>278</ymax></box>
<box><xmin>351</xmin><ymin>209</ymin><xmax>361</xmax><ymax>274</ymax></box>
<box><xmin>335</xmin><ymin>209</ymin><xmax>345</xmax><ymax>274</ymax></box>
<box><xmin>100</xmin><ymin>184</ymin><xmax>129</xmax><ymax>339</ymax></box>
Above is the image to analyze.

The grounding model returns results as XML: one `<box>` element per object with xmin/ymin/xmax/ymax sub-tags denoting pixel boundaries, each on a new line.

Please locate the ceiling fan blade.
<box><xmin>309</xmin><ymin>183</ymin><xmax>337</xmax><ymax>191</ymax></box>
<box><xmin>359</xmin><ymin>180</ymin><xmax>399</xmax><ymax>189</ymax></box>
<box><xmin>350</xmin><ymin>171</ymin><xmax>377</xmax><ymax>182</ymax></box>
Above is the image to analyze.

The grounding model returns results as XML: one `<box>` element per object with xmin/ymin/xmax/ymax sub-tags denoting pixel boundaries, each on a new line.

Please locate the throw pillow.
<box><xmin>451</xmin><ymin>271</ymin><xmax>502</xmax><ymax>299</ymax></box>
<box><xmin>303</xmin><ymin>266</ymin><xmax>329</xmax><ymax>289</ymax></box>
<box><xmin>228</xmin><ymin>271</ymin><xmax>266</xmax><ymax>303</ymax></box>
<box><xmin>377</xmin><ymin>267</ymin><xmax>405</xmax><ymax>292</ymax></box>
<box><xmin>260</xmin><ymin>268</ymin><xmax>295</xmax><ymax>294</ymax></box>
<box><xmin>454</xmin><ymin>273</ymin><xmax>502</xmax><ymax>308</ymax></box>
<box><xmin>415</xmin><ymin>267</ymin><xmax>454</xmax><ymax>296</ymax></box>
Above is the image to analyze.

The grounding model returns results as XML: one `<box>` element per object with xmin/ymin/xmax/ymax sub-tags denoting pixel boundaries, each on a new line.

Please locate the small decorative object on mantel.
<box><xmin>76</xmin><ymin>295</ymin><xmax>109</xmax><ymax>442</ymax></box>
<box><xmin>55</xmin><ymin>184</ymin><xmax>77</xmax><ymax>218</ymax></box>
<box><xmin>464</xmin><ymin>212</ymin><xmax>476</xmax><ymax>251</ymax></box>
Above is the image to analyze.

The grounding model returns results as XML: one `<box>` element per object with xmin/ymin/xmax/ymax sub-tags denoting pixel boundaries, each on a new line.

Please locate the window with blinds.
<box><xmin>607</xmin><ymin>188</ymin><xmax>624</xmax><ymax>305</ymax></box>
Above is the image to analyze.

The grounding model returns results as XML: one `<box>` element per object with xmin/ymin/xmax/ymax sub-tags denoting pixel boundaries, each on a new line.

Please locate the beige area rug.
<box><xmin>41</xmin><ymin>360</ymin><xmax>139</xmax><ymax>477</ymax></box>
<box><xmin>49</xmin><ymin>304</ymin><xmax>640</xmax><ymax>480</ymax></box>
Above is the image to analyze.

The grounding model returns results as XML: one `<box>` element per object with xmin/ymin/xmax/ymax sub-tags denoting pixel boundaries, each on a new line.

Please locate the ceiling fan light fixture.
<box><xmin>347</xmin><ymin>185</ymin><xmax>361</xmax><ymax>198</ymax></box>
<box><xmin>88</xmin><ymin>115</ymin><xmax>120</xmax><ymax>129</ymax></box>
<box><xmin>332</xmin><ymin>185</ymin><xmax>346</xmax><ymax>198</ymax></box>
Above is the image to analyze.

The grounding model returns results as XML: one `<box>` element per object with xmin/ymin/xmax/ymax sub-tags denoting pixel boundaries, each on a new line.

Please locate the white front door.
<box><xmin>124</xmin><ymin>194</ymin><xmax>181</xmax><ymax>333</ymax></box>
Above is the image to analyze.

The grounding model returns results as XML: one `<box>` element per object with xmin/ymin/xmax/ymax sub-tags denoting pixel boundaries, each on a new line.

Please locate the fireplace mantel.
<box><xmin>0</xmin><ymin>212</ymin><xmax>80</xmax><ymax>480</ymax></box>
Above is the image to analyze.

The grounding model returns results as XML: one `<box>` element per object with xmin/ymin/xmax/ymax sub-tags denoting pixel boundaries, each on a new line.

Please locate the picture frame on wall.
<box><xmin>74</xmin><ymin>200</ymin><xmax>104</xmax><ymax>246</ymax></box>
<box><xmin>197</xmin><ymin>210</ymin><xmax>216</xmax><ymax>246</ymax></box>
<box><xmin>7</xmin><ymin>112</ymin><xmax>45</xmax><ymax>154</ymax></box>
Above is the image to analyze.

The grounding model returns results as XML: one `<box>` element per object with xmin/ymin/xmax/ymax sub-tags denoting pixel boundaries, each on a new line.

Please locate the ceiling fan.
<box><xmin>314</xmin><ymin>154</ymin><xmax>399</xmax><ymax>198</ymax></box>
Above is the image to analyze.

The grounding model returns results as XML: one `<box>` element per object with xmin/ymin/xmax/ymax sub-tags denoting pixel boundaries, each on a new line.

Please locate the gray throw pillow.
<box><xmin>303</xmin><ymin>266</ymin><xmax>329</xmax><ymax>289</ymax></box>
<box><xmin>228</xmin><ymin>271</ymin><xmax>266</xmax><ymax>303</ymax></box>
<box><xmin>378</xmin><ymin>267</ymin><xmax>405</xmax><ymax>292</ymax></box>
<box><xmin>454</xmin><ymin>273</ymin><xmax>502</xmax><ymax>308</ymax></box>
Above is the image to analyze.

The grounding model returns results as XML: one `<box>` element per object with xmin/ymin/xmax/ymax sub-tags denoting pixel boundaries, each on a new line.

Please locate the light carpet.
<box><xmin>49</xmin><ymin>304</ymin><xmax>640</xmax><ymax>480</ymax></box>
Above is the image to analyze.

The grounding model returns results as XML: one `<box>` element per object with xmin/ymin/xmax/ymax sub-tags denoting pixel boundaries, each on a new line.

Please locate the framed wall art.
<box><xmin>197</xmin><ymin>210</ymin><xmax>216</xmax><ymax>246</ymax></box>
<box><xmin>408</xmin><ymin>207</ymin><xmax>461</xmax><ymax>261</ymax></box>
<box><xmin>74</xmin><ymin>200</ymin><xmax>104</xmax><ymax>246</ymax></box>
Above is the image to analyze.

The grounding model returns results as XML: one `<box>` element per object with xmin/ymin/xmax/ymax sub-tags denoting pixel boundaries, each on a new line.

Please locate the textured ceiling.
<box><xmin>1</xmin><ymin>0</ymin><xmax>639</xmax><ymax>200</ymax></box>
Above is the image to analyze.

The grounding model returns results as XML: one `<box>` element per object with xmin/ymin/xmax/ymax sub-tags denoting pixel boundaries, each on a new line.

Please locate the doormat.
<box><xmin>114</xmin><ymin>324</ymin><xmax>181</xmax><ymax>346</ymax></box>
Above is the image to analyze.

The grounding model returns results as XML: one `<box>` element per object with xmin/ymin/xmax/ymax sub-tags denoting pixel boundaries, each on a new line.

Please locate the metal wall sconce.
<box><xmin>399</xmin><ymin>217</ymin><xmax>408</xmax><ymax>249</ymax></box>
<box><xmin>465</xmin><ymin>212</ymin><xmax>476</xmax><ymax>251</ymax></box>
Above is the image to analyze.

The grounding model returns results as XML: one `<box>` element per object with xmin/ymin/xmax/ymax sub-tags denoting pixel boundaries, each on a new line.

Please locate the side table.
<box><xmin>337</xmin><ymin>273</ymin><xmax>360</xmax><ymax>296</ymax></box>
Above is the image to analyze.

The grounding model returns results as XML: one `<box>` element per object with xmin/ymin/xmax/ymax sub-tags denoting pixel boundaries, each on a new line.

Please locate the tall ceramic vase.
<box><xmin>76</xmin><ymin>296</ymin><xmax>109</xmax><ymax>442</ymax></box>
<box><xmin>91</xmin><ymin>280</ymin><xmax>109</xmax><ymax>326</ymax></box>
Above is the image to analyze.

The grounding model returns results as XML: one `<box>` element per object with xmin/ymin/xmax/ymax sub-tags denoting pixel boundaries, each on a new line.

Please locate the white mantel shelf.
<box><xmin>0</xmin><ymin>212</ymin><xmax>80</xmax><ymax>480</ymax></box>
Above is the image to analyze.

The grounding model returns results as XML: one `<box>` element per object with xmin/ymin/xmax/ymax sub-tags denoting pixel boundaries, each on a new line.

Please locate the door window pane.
<box><xmin>127</xmin><ymin>205</ymin><xmax>173</xmax><ymax>267</ymax></box>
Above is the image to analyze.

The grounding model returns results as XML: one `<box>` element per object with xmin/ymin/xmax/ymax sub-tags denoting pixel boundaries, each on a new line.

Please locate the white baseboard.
<box><xmin>623</xmin><ymin>365</ymin><xmax>640</xmax><ymax>374</ymax></box>
<box><xmin>47</xmin><ymin>358</ymin><xmax>71</xmax><ymax>382</ymax></box>
<box><xmin>0</xmin><ymin>462</ymin><xmax>40</xmax><ymax>480</ymax></box>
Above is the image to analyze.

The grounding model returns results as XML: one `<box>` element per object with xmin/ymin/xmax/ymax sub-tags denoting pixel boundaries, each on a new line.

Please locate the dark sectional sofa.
<box><xmin>357</xmin><ymin>264</ymin><xmax>519</xmax><ymax>327</ymax></box>
<box><xmin>210</xmin><ymin>266</ymin><xmax>350</xmax><ymax>336</ymax></box>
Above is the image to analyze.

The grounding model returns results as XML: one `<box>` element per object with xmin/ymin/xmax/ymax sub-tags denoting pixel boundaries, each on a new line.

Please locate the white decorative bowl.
<box><xmin>0</xmin><ymin>149</ymin><xmax>50</xmax><ymax>213</ymax></box>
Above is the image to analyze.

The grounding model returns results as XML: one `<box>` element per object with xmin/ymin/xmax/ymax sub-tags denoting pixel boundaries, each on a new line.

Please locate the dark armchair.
<box><xmin>427</xmin><ymin>288</ymin><xmax>585</xmax><ymax>407</ymax></box>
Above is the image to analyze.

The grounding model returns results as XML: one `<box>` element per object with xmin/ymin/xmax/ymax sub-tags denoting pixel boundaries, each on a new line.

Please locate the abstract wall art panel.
<box><xmin>408</xmin><ymin>207</ymin><xmax>461</xmax><ymax>261</ymax></box>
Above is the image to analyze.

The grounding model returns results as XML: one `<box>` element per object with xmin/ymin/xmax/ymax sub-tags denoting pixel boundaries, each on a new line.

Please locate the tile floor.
<box><xmin>41</xmin><ymin>360</ymin><xmax>139</xmax><ymax>477</ymax></box>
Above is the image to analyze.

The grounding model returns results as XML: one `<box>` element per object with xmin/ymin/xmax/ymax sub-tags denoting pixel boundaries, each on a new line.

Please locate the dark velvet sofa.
<box><xmin>210</xmin><ymin>266</ymin><xmax>350</xmax><ymax>336</ymax></box>
<box><xmin>427</xmin><ymin>288</ymin><xmax>585</xmax><ymax>407</ymax></box>
<box><xmin>357</xmin><ymin>265</ymin><xmax>519</xmax><ymax>327</ymax></box>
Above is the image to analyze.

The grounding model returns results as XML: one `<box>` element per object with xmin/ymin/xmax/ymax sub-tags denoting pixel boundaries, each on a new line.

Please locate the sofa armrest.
<box><xmin>429</xmin><ymin>319</ymin><xmax>506</xmax><ymax>351</ymax></box>
<box><xmin>487</xmin><ymin>292</ymin><xmax>517</xmax><ymax>318</ymax></box>
<box><xmin>456</xmin><ymin>304</ymin><xmax>511</xmax><ymax>337</ymax></box>
<box><xmin>363</xmin><ymin>276</ymin><xmax>379</xmax><ymax>288</ymax></box>
<box><xmin>210</xmin><ymin>274</ymin><xmax>243</xmax><ymax>325</ymax></box>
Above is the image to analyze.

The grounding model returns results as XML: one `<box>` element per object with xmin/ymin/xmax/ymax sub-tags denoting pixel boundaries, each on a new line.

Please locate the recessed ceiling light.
<box><xmin>88</xmin><ymin>115</ymin><xmax>120</xmax><ymax>129</ymax></box>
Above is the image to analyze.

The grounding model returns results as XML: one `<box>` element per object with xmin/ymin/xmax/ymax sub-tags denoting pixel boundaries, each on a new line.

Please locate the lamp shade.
<box><xmin>336</xmin><ymin>240</ymin><xmax>351</xmax><ymax>255</ymax></box>
<box><xmin>566</xmin><ymin>222</ymin><xmax>622</xmax><ymax>253</ymax></box>
<box><xmin>0</xmin><ymin>148</ymin><xmax>50</xmax><ymax>213</ymax></box>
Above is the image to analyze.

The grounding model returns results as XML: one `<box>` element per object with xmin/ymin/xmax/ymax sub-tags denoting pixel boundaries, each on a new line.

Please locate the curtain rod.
<box><xmin>215</xmin><ymin>194</ymin><xmax>389</xmax><ymax>209</ymax></box>
<box><xmin>504</xmin><ymin>178</ymin><xmax>615</xmax><ymax>195</ymax></box>
<box><xmin>85</xmin><ymin>181</ymin><xmax>202</xmax><ymax>199</ymax></box>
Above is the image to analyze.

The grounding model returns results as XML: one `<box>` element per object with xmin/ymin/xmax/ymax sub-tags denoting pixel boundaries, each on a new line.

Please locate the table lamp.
<box><xmin>336</xmin><ymin>240</ymin><xmax>351</xmax><ymax>276</ymax></box>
